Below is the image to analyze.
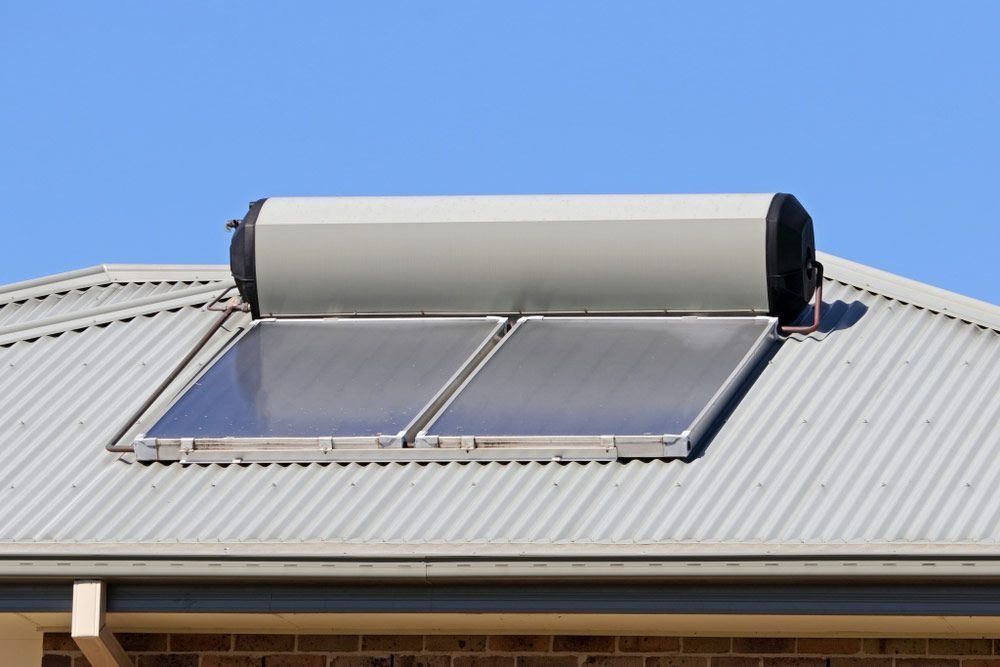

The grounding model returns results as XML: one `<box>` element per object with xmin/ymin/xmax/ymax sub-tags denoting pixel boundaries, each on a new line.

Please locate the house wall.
<box><xmin>0</xmin><ymin>637</ymin><xmax>42</xmax><ymax>667</ymax></box>
<box><xmin>0</xmin><ymin>614</ymin><xmax>44</xmax><ymax>667</ymax></box>
<box><xmin>39</xmin><ymin>633</ymin><xmax>1000</xmax><ymax>667</ymax></box>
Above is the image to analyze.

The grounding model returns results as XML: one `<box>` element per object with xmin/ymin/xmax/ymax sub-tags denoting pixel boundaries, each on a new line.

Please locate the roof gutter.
<box><xmin>5</xmin><ymin>556</ymin><xmax>1000</xmax><ymax>580</ymax></box>
<box><xmin>9</xmin><ymin>556</ymin><xmax>1000</xmax><ymax>616</ymax></box>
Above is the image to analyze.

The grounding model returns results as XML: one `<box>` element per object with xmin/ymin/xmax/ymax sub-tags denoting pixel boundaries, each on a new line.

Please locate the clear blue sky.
<box><xmin>1</xmin><ymin>2</ymin><xmax>997</xmax><ymax>303</ymax></box>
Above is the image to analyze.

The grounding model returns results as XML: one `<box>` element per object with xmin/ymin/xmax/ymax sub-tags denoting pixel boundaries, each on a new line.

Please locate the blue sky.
<box><xmin>1</xmin><ymin>2</ymin><xmax>997</xmax><ymax>303</ymax></box>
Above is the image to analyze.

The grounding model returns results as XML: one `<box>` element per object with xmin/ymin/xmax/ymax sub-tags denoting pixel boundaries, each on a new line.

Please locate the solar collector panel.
<box><xmin>145</xmin><ymin>317</ymin><xmax>505</xmax><ymax>441</ymax></box>
<box><xmin>422</xmin><ymin>316</ymin><xmax>776</xmax><ymax>448</ymax></box>
<box><xmin>137</xmin><ymin>315</ymin><xmax>773</xmax><ymax>462</ymax></box>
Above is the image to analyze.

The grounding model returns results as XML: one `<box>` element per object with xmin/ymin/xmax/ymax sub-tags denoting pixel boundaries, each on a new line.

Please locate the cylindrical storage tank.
<box><xmin>230</xmin><ymin>194</ymin><xmax>816</xmax><ymax>323</ymax></box>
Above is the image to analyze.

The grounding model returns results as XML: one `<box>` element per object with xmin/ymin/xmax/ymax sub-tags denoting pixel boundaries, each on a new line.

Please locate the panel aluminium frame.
<box><xmin>133</xmin><ymin>317</ymin><xmax>508</xmax><ymax>463</ymax></box>
<box><xmin>414</xmin><ymin>316</ymin><xmax>778</xmax><ymax>461</ymax></box>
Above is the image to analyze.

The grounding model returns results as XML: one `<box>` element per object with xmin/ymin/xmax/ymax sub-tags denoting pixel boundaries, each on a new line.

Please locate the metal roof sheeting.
<box><xmin>0</xmin><ymin>257</ymin><xmax>997</xmax><ymax>557</ymax></box>
<box><xmin>0</xmin><ymin>280</ymin><xmax>228</xmax><ymax>345</ymax></box>
<box><xmin>0</xmin><ymin>264</ymin><xmax>231</xmax><ymax>304</ymax></box>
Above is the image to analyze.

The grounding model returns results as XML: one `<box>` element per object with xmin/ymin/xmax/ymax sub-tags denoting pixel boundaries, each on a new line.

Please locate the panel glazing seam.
<box><xmin>413</xmin><ymin>315</ymin><xmax>534</xmax><ymax>447</ymax></box>
<box><xmin>400</xmin><ymin>317</ymin><xmax>509</xmax><ymax>445</ymax></box>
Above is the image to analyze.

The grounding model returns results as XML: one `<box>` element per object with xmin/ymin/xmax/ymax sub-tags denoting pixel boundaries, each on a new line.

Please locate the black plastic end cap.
<box><xmin>229</xmin><ymin>198</ymin><xmax>266</xmax><ymax>319</ymax></box>
<box><xmin>765</xmin><ymin>193</ymin><xmax>817</xmax><ymax>324</ymax></box>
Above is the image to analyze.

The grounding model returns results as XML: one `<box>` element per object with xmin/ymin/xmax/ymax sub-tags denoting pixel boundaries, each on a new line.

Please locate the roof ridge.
<box><xmin>819</xmin><ymin>252</ymin><xmax>999</xmax><ymax>331</ymax></box>
<box><xmin>1</xmin><ymin>258</ymin><xmax>996</xmax><ymax>330</ymax></box>
<box><xmin>0</xmin><ymin>281</ymin><xmax>230</xmax><ymax>346</ymax></box>
<box><xmin>0</xmin><ymin>264</ymin><xmax>231</xmax><ymax>306</ymax></box>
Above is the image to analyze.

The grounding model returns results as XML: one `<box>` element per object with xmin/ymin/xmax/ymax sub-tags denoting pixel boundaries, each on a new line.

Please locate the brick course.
<box><xmin>297</xmin><ymin>636</ymin><xmax>362</xmax><ymax>653</ymax></box>
<box><xmin>487</xmin><ymin>636</ymin><xmax>551</xmax><ymax>653</ymax></box>
<box><xmin>618</xmin><ymin>637</ymin><xmax>682</xmax><ymax>653</ymax></box>
<box><xmin>40</xmin><ymin>633</ymin><xmax>1000</xmax><ymax>666</ymax></box>
<box><xmin>684</xmin><ymin>638</ymin><xmax>732</xmax><ymax>654</ymax></box>
<box><xmin>797</xmin><ymin>639</ymin><xmax>862</xmax><ymax>655</ymax></box>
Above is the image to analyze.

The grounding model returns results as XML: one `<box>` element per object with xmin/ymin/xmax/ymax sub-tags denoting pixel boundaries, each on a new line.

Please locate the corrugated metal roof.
<box><xmin>0</xmin><ymin>263</ymin><xmax>231</xmax><ymax>303</ymax></box>
<box><xmin>0</xmin><ymin>256</ymin><xmax>997</xmax><ymax>558</ymax></box>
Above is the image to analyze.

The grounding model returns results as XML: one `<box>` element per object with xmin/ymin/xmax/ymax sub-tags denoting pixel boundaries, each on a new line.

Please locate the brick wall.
<box><xmin>39</xmin><ymin>634</ymin><xmax>1000</xmax><ymax>667</ymax></box>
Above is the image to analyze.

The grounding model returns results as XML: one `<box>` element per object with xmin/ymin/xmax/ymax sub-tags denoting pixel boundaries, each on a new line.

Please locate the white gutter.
<box><xmin>4</xmin><ymin>557</ymin><xmax>1000</xmax><ymax>579</ymax></box>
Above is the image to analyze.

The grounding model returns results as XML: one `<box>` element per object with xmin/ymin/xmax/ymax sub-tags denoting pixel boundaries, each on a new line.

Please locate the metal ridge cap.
<box><xmin>100</xmin><ymin>264</ymin><xmax>232</xmax><ymax>282</ymax></box>
<box><xmin>0</xmin><ymin>263</ymin><xmax>232</xmax><ymax>306</ymax></box>
<box><xmin>0</xmin><ymin>281</ymin><xmax>235</xmax><ymax>345</ymax></box>
<box><xmin>0</xmin><ymin>265</ymin><xmax>110</xmax><ymax>300</ymax></box>
<box><xmin>819</xmin><ymin>251</ymin><xmax>1000</xmax><ymax>331</ymax></box>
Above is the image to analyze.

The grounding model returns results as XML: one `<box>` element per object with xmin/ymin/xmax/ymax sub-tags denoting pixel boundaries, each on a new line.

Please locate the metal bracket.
<box><xmin>132</xmin><ymin>436</ymin><xmax>157</xmax><ymax>461</ymax></box>
<box><xmin>663</xmin><ymin>432</ymin><xmax>692</xmax><ymax>458</ymax></box>
<box><xmin>413</xmin><ymin>432</ymin><xmax>439</xmax><ymax>448</ymax></box>
<box><xmin>378</xmin><ymin>432</ymin><xmax>407</xmax><ymax>448</ymax></box>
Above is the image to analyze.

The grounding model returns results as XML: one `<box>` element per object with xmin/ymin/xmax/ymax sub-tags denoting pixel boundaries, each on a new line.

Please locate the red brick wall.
<box><xmin>39</xmin><ymin>634</ymin><xmax>1000</xmax><ymax>667</ymax></box>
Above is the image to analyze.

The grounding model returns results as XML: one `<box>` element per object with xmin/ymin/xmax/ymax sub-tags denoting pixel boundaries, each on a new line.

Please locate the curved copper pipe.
<box><xmin>106</xmin><ymin>296</ymin><xmax>248</xmax><ymax>453</ymax></box>
<box><xmin>780</xmin><ymin>261</ymin><xmax>824</xmax><ymax>336</ymax></box>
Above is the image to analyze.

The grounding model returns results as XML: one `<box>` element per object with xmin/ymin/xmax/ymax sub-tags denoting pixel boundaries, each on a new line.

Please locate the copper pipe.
<box><xmin>780</xmin><ymin>261</ymin><xmax>824</xmax><ymax>336</ymax></box>
<box><xmin>105</xmin><ymin>296</ymin><xmax>248</xmax><ymax>453</ymax></box>
<box><xmin>205</xmin><ymin>285</ymin><xmax>240</xmax><ymax>311</ymax></box>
